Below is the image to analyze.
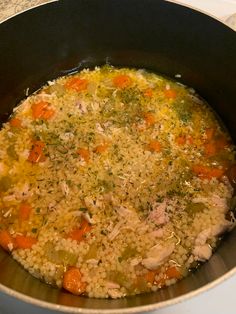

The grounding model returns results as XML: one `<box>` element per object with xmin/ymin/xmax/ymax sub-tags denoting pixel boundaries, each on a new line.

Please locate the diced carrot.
<box><xmin>94</xmin><ymin>143</ymin><xmax>108</xmax><ymax>154</ymax></box>
<box><xmin>65</xmin><ymin>77</ymin><xmax>88</xmax><ymax>92</ymax></box>
<box><xmin>9</xmin><ymin>117</ymin><xmax>22</xmax><ymax>128</ymax></box>
<box><xmin>145</xmin><ymin>270</ymin><xmax>157</xmax><ymax>284</ymax></box>
<box><xmin>63</xmin><ymin>266</ymin><xmax>86</xmax><ymax>295</ymax></box>
<box><xmin>28</xmin><ymin>140</ymin><xmax>46</xmax><ymax>163</ymax></box>
<box><xmin>154</xmin><ymin>276</ymin><xmax>165</xmax><ymax>288</ymax></box>
<box><xmin>15</xmin><ymin>235</ymin><xmax>37</xmax><ymax>249</ymax></box>
<box><xmin>204</xmin><ymin>134</ymin><xmax>229</xmax><ymax>157</ymax></box>
<box><xmin>143</xmin><ymin>112</ymin><xmax>155</xmax><ymax>126</ymax></box>
<box><xmin>187</xmin><ymin>135</ymin><xmax>194</xmax><ymax>145</ymax></box>
<box><xmin>209</xmin><ymin>168</ymin><xmax>225</xmax><ymax>178</ymax></box>
<box><xmin>143</xmin><ymin>88</ymin><xmax>153</xmax><ymax>98</ymax></box>
<box><xmin>42</xmin><ymin>109</ymin><xmax>55</xmax><ymax>120</ymax></box>
<box><xmin>204</xmin><ymin>142</ymin><xmax>217</xmax><ymax>157</ymax></box>
<box><xmin>67</xmin><ymin>219</ymin><xmax>92</xmax><ymax>242</ymax></box>
<box><xmin>19</xmin><ymin>202</ymin><xmax>32</xmax><ymax>221</ymax></box>
<box><xmin>205</xmin><ymin>128</ymin><xmax>215</xmax><ymax>141</ymax></box>
<box><xmin>31</xmin><ymin>101</ymin><xmax>55</xmax><ymax>120</ymax></box>
<box><xmin>176</xmin><ymin>135</ymin><xmax>186</xmax><ymax>145</ymax></box>
<box><xmin>164</xmin><ymin>89</ymin><xmax>177</xmax><ymax>99</ymax></box>
<box><xmin>147</xmin><ymin>140</ymin><xmax>161</xmax><ymax>152</ymax></box>
<box><xmin>165</xmin><ymin>266</ymin><xmax>182</xmax><ymax>279</ymax></box>
<box><xmin>113</xmin><ymin>74</ymin><xmax>132</xmax><ymax>89</ymax></box>
<box><xmin>77</xmin><ymin>148</ymin><xmax>90</xmax><ymax>162</ymax></box>
<box><xmin>216</xmin><ymin>135</ymin><xmax>229</xmax><ymax>150</ymax></box>
<box><xmin>0</xmin><ymin>230</ymin><xmax>16</xmax><ymax>252</ymax></box>
<box><xmin>192</xmin><ymin>165</ymin><xmax>225</xmax><ymax>180</ymax></box>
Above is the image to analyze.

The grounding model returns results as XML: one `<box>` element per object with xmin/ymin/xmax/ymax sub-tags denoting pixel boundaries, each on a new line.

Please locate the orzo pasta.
<box><xmin>0</xmin><ymin>66</ymin><xmax>235</xmax><ymax>298</ymax></box>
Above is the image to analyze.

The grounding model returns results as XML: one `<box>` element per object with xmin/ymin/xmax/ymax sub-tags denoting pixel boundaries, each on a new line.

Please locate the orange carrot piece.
<box><xmin>63</xmin><ymin>266</ymin><xmax>86</xmax><ymax>295</ymax></box>
<box><xmin>145</xmin><ymin>270</ymin><xmax>157</xmax><ymax>284</ymax></box>
<box><xmin>94</xmin><ymin>143</ymin><xmax>108</xmax><ymax>154</ymax></box>
<box><xmin>208</xmin><ymin>168</ymin><xmax>225</xmax><ymax>178</ymax></box>
<box><xmin>165</xmin><ymin>266</ymin><xmax>182</xmax><ymax>279</ymax></box>
<box><xmin>67</xmin><ymin>219</ymin><xmax>92</xmax><ymax>242</ymax></box>
<box><xmin>19</xmin><ymin>202</ymin><xmax>32</xmax><ymax>221</ymax></box>
<box><xmin>204</xmin><ymin>134</ymin><xmax>229</xmax><ymax>157</ymax></box>
<box><xmin>176</xmin><ymin>135</ymin><xmax>186</xmax><ymax>145</ymax></box>
<box><xmin>42</xmin><ymin>108</ymin><xmax>55</xmax><ymax>120</ymax></box>
<box><xmin>154</xmin><ymin>276</ymin><xmax>166</xmax><ymax>288</ymax></box>
<box><xmin>31</xmin><ymin>101</ymin><xmax>55</xmax><ymax>120</ymax></box>
<box><xmin>113</xmin><ymin>74</ymin><xmax>132</xmax><ymax>89</ymax></box>
<box><xmin>65</xmin><ymin>77</ymin><xmax>88</xmax><ymax>92</ymax></box>
<box><xmin>205</xmin><ymin>128</ymin><xmax>215</xmax><ymax>141</ymax></box>
<box><xmin>187</xmin><ymin>135</ymin><xmax>194</xmax><ymax>145</ymax></box>
<box><xmin>15</xmin><ymin>235</ymin><xmax>37</xmax><ymax>249</ymax></box>
<box><xmin>192</xmin><ymin>165</ymin><xmax>224</xmax><ymax>180</ymax></box>
<box><xmin>204</xmin><ymin>142</ymin><xmax>217</xmax><ymax>157</ymax></box>
<box><xmin>9</xmin><ymin>117</ymin><xmax>22</xmax><ymax>128</ymax></box>
<box><xmin>143</xmin><ymin>88</ymin><xmax>153</xmax><ymax>98</ymax></box>
<box><xmin>216</xmin><ymin>136</ymin><xmax>229</xmax><ymax>150</ymax></box>
<box><xmin>0</xmin><ymin>230</ymin><xmax>15</xmax><ymax>252</ymax></box>
<box><xmin>147</xmin><ymin>140</ymin><xmax>161</xmax><ymax>152</ymax></box>
<box><xmin>28</xmin><ymin>140</ymin><xmax>46</xmax><ymax>163</ymax></box>
<box><xmin>77</xmin><ymin>148</ymin><xmax>90</xmax><ymax>162</ymax></box>
<box><xmin>143</xmin><ymin>112</ymin><xmax>156</xmax><ymax>126</ymax></box>
<box><xmin>164</xmin><ymin>89</ymin><xmax>177</xmax><ymax>99</ymax></box>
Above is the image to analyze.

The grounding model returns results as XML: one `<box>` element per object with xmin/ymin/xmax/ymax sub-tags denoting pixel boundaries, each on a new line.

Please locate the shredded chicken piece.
<box><xmin>96</xmin><ymin>123</ymin><xmax>104</xmax><ymax>133</ymax></box>
<box><xmin>108</xmin><ymin>221</ymin><xmax>123</xmax><ymax>241</ymax></box>
<box><xmin>3</xmin><ymin>195</ymin><xmax>16</xmax><ymax>202</ymax></box>
<box><xmin>59</xmin><ymin>132</ymin><xmax>74</xmax><ymax>142</ymax></box>
<box><xmin>211</xmin><ymin>194</ymin><xmax>228</xmax><ymax>213</ymax></box>
<box><xmin>86</xmin><ymin>259</ymin><xmax>99</xmax><ymax>265</ymax></box>
<box><xmin>117</xmin><ymin>205</ymin><xmax>140</xmax><ymax>224</ymax></box>
<box><xmin>193</xmin><ymin>244</ymin><xmax>212</xmax><ymax>261</ymax></box>
<box><xmin>14</xmin><ymin>183</ymin><xmax>32</xmax><ymax>200</ymax></box>
<box><xmin>193</xmin><ymin>194</ymin><xmax>228</xmax><ymax>213</ymax></box>
<box><xmin>82</xmin><ymin>212</ymin><xmax>95</xmax><ymax>224</ymax></box>
<box><xmin>60</xmin><ymin>181</ymin><xmax>70</xmax><ymax>196</ymax></box>
<box><xmin>195</xmin><ymin>221</ymin><xmax>232</xmax><ymax>246</ymax></box>
<box><xmin>130</xmin><ymin>257</ymin><xmax>142</xmax><ymax>266</ymax></box>
<box><xmin>192</xmin><ymin>221</ymin><xmax>232</xmax><ymax>261</ymax></box>
<box><xmin>148</xmin><ymin>201</ymin><xmax>169</xmax><ymax>225</ymax></box>
<box><xmin>150</xmin><ymin>228</ymin><xmax>164</xmax><ymax>238</ymax></box>
<box><xmin>76</xmin><ymin>100</ymin><xmax>88</xmax><ymax>114</ymax></box>
<box><xmin>142</xmin><ymin>242</ymin><xmax>175</xmax><ymax>270</ymax></box>
<box><xmin>3</xmin><ymin>209</ymin><xmax>12</xmax><ymax>218</ymax></box>
<box><xmin>106</xmin><ymin>281</ymin><xmax>120</xmax><ymax>289</ymax></box>
<box><xmin>108</xmin><ymin>289</ymin><xmax>124</xmax><ymax>299</ymax></box>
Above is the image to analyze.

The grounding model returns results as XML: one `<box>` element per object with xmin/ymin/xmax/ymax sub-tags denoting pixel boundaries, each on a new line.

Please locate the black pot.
<box><xmin>0</xmin><ymin>0</ymin><xmax>236</xmax><ymax>313</ymax></box>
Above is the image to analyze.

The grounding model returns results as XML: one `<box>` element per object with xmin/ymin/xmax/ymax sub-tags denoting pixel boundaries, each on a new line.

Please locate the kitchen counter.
<box><xmin>0</xmin><ymin>1</ymin><xmax>236</xmax><ymax>314</ymax></box>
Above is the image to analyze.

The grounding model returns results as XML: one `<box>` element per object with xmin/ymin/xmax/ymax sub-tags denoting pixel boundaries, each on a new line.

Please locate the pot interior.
<box><xmin>0</xmin><ymin>0</ymin><xmax>236</xmax><ymax>312</ymax></box>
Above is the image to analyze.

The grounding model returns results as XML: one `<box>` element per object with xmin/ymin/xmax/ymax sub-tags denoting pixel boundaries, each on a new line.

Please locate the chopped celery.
<box><xmin>7</xmin><ymin>145</ymin><xmax>18</xmax><ymax>160</ymax></box>
<box><xmin>185</xmin><ymin>202</ymin><xmax>206</xmax><ymax>216</ymax></box>
<box><xmin>120</xmin><ymin>246</ymin><xmax>137</xmax><ymax>261</ymax></box>
<box><xmin>109</xmin><ymin>271</ymin><xmax>131</xmax><ymax>289</ymax></box>
<box><xmin>44</xmin><ymin>242</ymin><xmax>78</xmax><ymax>266</ymax></box>
<box><xmin>84</xmin><ymin>243</ymin><xmax>98</xmax><ymax>260</ymax></box>
<box><xmin>48</xmin><ymin>84</ymin><xmax>65</xmax><ymax>97</ymax></box>
<box><xmin>0</xmin><ymin>176</ymin><xmax>12</xmax><ymax>192</ymax></box>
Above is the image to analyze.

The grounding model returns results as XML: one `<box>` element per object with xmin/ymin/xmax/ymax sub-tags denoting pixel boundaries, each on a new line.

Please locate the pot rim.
<box><xmin>0</xmin><ymin>0</ymin><xmax>233</xmax><ymax>30</ymax></box>
<box><xmin>0</xmin><ymin>0</ymin><xmax>235</xmax><ymax>312</ymax></box>
<box><xmin>0</xmin><ymin>267</ymin><xmax>236</xmax><ymax>313</ymax></box>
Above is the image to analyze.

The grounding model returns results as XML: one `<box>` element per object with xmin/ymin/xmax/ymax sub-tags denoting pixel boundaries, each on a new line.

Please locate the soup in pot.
<box><xmin>0</xmin><ymin>66</ymin><xmax>235</xmax><ymax>298</ymax></box>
